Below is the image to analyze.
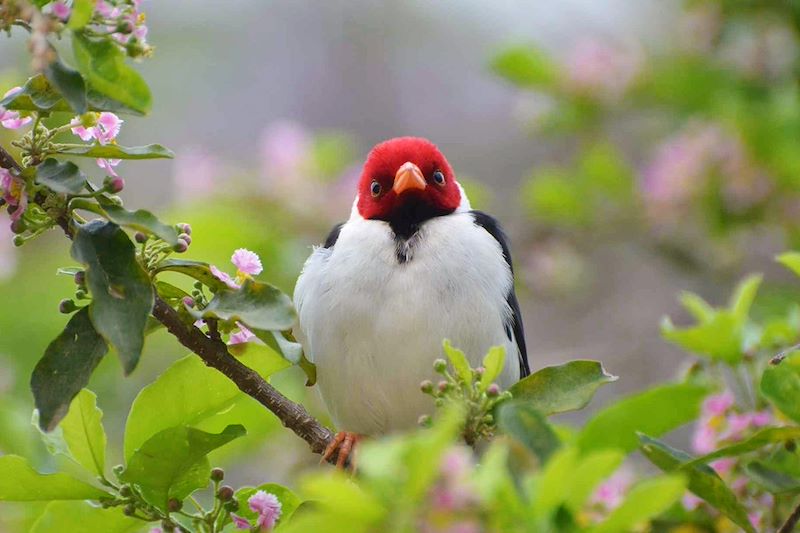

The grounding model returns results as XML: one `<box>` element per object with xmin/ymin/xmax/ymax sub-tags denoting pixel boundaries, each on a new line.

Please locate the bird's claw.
<box><xmin>321</xmin><ymin>431</ymin><xmax>361</xmax><ymax>470</ymax></box>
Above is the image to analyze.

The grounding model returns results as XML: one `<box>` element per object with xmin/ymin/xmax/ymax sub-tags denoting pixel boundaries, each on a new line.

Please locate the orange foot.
<box><xmin>321</xmin><ymin>431</ymin><xmax>362</xmax><ymax>470</ymax></box>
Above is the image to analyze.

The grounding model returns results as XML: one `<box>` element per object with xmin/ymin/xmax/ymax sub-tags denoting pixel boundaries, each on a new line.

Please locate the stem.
<box><xmin>0</xmin><ymin>143</ymin><xmax>338</xmax><ymax>461</ymax></box>
<box><xmin>779</xmin><ymin>498</ymin><xmax>800</xmax><ymax>533</ymax></box>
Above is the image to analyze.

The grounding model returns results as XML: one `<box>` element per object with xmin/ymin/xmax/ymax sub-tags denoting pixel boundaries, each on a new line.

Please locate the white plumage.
<box><xmin>294</xmin><ymin>189</ymin><xmax>522</xmax><ymax>435</ymax></box>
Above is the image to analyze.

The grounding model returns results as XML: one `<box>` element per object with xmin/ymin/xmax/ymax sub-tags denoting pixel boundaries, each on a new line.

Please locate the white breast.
<box><xmin>293</xmin><ymin>212</ymin><xmax>520</xmax><ymax>434</ymax></box>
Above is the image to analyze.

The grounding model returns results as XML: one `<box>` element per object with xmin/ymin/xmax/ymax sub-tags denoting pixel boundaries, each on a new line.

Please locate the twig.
<box><xmin>779</xmin><ymin>498</ymin><xmax>800</xmax><ymax>533</ymax></box>
<box><xmin>0</xmin><ymin>142</ymin><xmax>337</xmax><ymax>460</ymax></box>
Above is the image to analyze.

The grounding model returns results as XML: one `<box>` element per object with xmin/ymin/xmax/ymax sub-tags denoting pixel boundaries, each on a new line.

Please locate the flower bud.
<box><xmin>486</xmin><ymin>384</ymin><xmax>500</xmax><ymax>397</ymax></box>
<box><xmin>123</xmin><ymin>503</ymin><xmax>136</xmax><ymax>516</ymax></box>
<box><xmin>107</xmin><ymin>177</ymin><xmax>125</xmax><ymax>194</ymax></box>
<box><xmin>418</xmin><ymin>414</ymin><xmax>432</xmax><ymax>427</ymax></box>
<box><xmin>178</xmin><ymin>223</ymin><xmax>192</xmax><ymax>235</ymax></box>
<box><xmin>12</xmin><ymin>235</ymin><xmax>24</xmax><ymax>247</ymax></box>
<box><xmin>174</xmin><ymin>239</ymin><xmax>189</xmax><ymax>253</ymax></box>
<box><xmin>474</xmin><ymin>366</ymin><xmax>485</xmax><ymax>376</ymax></box>
<box><xmin>210</xmin><ymin>467</ymin><xmax>225</xmax><ymax>482</ymax></box>
<box><xmin>224</xmin><ymin>499</ymin><xmax>240</xmax><ymax>512</ymax></box>
<box><xmin>75</xmin><ymin>289</ymin><xmax>88</xmax><ymax>300</ymax></box>
<box><xmin>420</xmin><ymin>380</ymin><xmax>433</xmax><ymax>394</ymax></box>
<box><xmin>434</xmin><ymin>398</ymin><xmax>445</xmax><ymax>407</ymax></box>
<box><xmin>119</xmin><ymin>484</ymin><xmax>132</xmax><ymax>497</ymax></box>
<box><xmin>178</xmin><ymin>233</ymin><xmax>192</xmax><ymax>245</ymax></box>
<box><xmin>134</xmin><ymin>232</ymin><xmax>148</xmax><ymax>243</ymax></box>
<box><xmin>112</xmin><ymin>464</ymin><xmax>124</xmax><ymax>476</ymax></box>
<box><xmin>167</xmin><ymin>498</ymin><xmax>182</xmax><ymax>512</ymax></box>
<box><xmin>59</xmin><ymin>298</ymin><xmax>76</xmax><ymax>314</ymax></box>
<box><xmin>786</xmin><ymin>440</ymin><xmax>797</xmax><ymax>452</ymax></box>
<box><xmin>74</xmin><ymin>271</ymin><xmax>86</xmax><ymax>286</ymax></box>
<box><xmin>217</xmin><ymin>485</ymin><xmax>234</xmax><ymax>502</ymax></box>
<box><xmin>182</xmin><ymin>296</ymin><xmax>195</xmax><ymax>309</ymax></box>
<box><xmin>10</xmin><ymin>218</ymin><xmax>26</xmax><ymax>234</ymax></box>
<box><xmin>433</xmin><ymin>359</ymin><xmax>447</xmax><ymax>373</ymax></box>
<box><xmin>437</xmin><ymin>380</ymin><xmax>450</xmax><ymax>393</ymax></box>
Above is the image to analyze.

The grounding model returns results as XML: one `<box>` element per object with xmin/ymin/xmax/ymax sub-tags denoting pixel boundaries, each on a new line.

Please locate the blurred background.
<box><xmin>1</xmin><ymin>0</ymin><xmax>800</xmax><ymax>528</ymax></box>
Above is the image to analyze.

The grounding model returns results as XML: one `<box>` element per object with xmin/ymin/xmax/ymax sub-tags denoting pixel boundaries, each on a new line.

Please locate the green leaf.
<box><xmin>639</xmin><ymin>434</ymin><xmax>755</xmax><ymax>532</ymax></box>
<box><xmin>685</xmin><ymin>427</ymin><xmax>800</xmax><ymax>467</ymax></box>
<box><xmin>746</xmin><ymin>460</ymin><xmax>800</xmax><ymax>494</ymax></box>
<box><xmin>252</xmin><ymin>329</ymin><xmax>317</xmax><ymax>385</ymax></box>
<box><xmin>54</xmin><ymin>143</ymin><xmax>174</xmax><ymax>160</ymax></box>
<box><xmin>190</xmin><ymin>279</ymin><xmax>295</xmax><ymax>332</ymax></box>
<box><xmin>679</xmin><ymin>292</ymin><xmax>715</xmax><ymax>322</ymax></box>
<box><xmin>761</xmin><ymin>350</ymin><xmax>800</xmax><ymax>423</ymax></box>
<box><xmin>589</xmin><ymin>474</ymin><xmax>687</xmax><ymax>533</ymax></box>
<box><xmin>36</xmin><ymin>158</ymin><xmax>87</xmax><ymax>194</ymax></box>
<box><xmin>72</xmin><ymin>32</ymin><xmax>151</xmax><ymax>114</ymax></box>
<box><xmin>124</xmin><ymin>349</ymin><xmax>289</xmax><ymax>459</ymax></box>
<box><xmin>59</xmin><ymin>390</ymin><xmax>106</xmax><ymax>477</ymax></box>
<box><xmin>44</xmin><ymin>58</ymin><xmax>87</xmax><ymax>114</ymax></box>
<box><xmin>155</xmin><ymin>281</ymin><xmax>189</xmax><ymax>300</ymax></box>
<box><xmin>153</xmin><ymin>258</ymin><xmax>228</xmax><ymax>291</ymax></box>
<box><xmin>71</xmin><ymin>220</ymin><xmax>154</xmax><ymax>375</ymax></box>
<box><xmin>66</xmin><ymin>0</ymin><xmax>94</xmax><ymax>30</ymax></box>
<box><xmin>729</xmin><ymin>274</ymin><xmax>762</xmax><ymax>321</ymax></box>
<box><xmin>234</xmin><ymin>483</ymin><xmax>302</xmax><ymax>529</ymax></box>
<box><xmin>97</xmin><ymin>198</ymin><xmax>179</xmax><ymax>245</ymax></box>
<box><xmin>31</xmin><ymin>308</ymin><xmax>108</xmax><ymax>431</ymax></box>
<box><xmin>778</xmin><ymin>252</ymin><xmax>800</xmax><ymax>277</ymax></box>
<box><xmin>0</xmin><ymin>74</ymin><xmax>143</xmax><ymax>115</ymax></box>
<box><xmin>442</xmin><ymin>339</ymin><xmax>472</xmax><ymax>384</ymax></box>
<box><xmin>480</xmin><ymin>345</ymin><xmax>505</xmax><ymax>390</ymax></box>
<box><xmin>577</xmin><ymin>382</ymin><xmax>708</xmax><ymax>454</ymax></box>
<box><xmin>490</xmin><ymin>44</ymin><xmax>557</xmax><ymax>88</ymax></box>
<box><xmin>0</xmin><ymin>455</ymin><xmax>109</xmax><ymax>501</ymax></box>
<box><xmin>120</xmin><ymin>425</ymin><xmax>245</xmax><ymax>510</ymax></box>
<box><xmin>496</xmin><ymin>401</ymin><xmax>560</xmax><ymax>463</ymax></box>
<box><xmin>509</xmin><ymin>360</ymin><xmax>617</xmax><ymax>416</ymax></box>
<box><xmin>31</xmin><ymin>501</ymin><xmax>142</xmax><ymax>533</ymax></box>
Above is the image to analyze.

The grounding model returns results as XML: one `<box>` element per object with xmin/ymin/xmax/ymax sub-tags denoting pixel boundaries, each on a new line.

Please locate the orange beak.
<box><xmin>393</xmin><ymin>162</ymin><xmax>427</xmax><ymax>195</ymax></box>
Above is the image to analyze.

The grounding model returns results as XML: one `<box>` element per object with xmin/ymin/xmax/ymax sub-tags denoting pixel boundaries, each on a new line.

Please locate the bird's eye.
<box><xmin>433</xmin><ymin>170</ymin><xmax>445</xmax><ymax>186</ymax></box>
<box><xmin>370</xmin><ymin>180</ymin><xmax>382</xmax><ymax>197</ymax></box>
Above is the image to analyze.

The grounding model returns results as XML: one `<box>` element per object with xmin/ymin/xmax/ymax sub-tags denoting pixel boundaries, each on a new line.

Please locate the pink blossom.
<box><xmin>95</xmin><ymin>0</ymin><xmax>120</xmax><ymax>18</ymax></box>
<box><xmin>0</xmin><ymin>88</ymin><xmax>31</xmax><ymax>129</ymax></box>
<box><xmin>248</xmin><ymin>490</ymin><xmax>282</xmax><ymax>530</ymax></box>
<box><xmin>563</xmin><ymin>38</ymin><xmax>641</xmax><ymax>101</ymax></box>
<box><xmin>749</xmin><ymin>511</ymin><xmax>763</xmax><ymax>530</ymax></box>
<box><xmin>751</xmin><ymin>410</ymin><xmax>772</xmax><ymax>427</ymax></box>
<box><xmin>232</xmin><ymin>248</ymin><xmax>263</xmax><ymax>276</ymax></box>
<box><xmin>682</xmin><ymin>493</ymin><xmax>703</xmax><ymax>511</ymax></box>
<box><xmin>440</xmin><ymin>447</ymin><xmax>472</xmax><ymax>480</ymax></box>
<box><xmin>210</xmin><ymin>265</ymin><xmax>239</xmax><ymax>290</ymax></box>
<box><xmin>230</xmin><ymin>514</ymin><xmax>251</xmax><ymax>530</ymax></box>
<box><xmin>691</xmin><ymin>422</ymin><xmax>718</xmax><ymax>454</ymax></box>
<box><xmin>1</xmin><ymin>168</ymin><xmax>27</xmax><ymax>222</ymax></box>
<box><xmin>49</xmin><ymin>1</ymin><xmax>71</xmax><ymax>20</ymax></box>
<box><xmin>591</xmin><ymin>468</ymin><xmax>633</xmax><ymax>510</ymax></box>
<box><xmin>259</xmin><ymin>120</ymin><xmax>311</xmax><ymax>182</ymax></box>
<box><xmin>229</xmin><ymin>323</ymin><xmax>256</xmax><ymax>345</ymax></box>
<box><xmin>97</xmin><ymin>158</ymin><xmax>121</xmax><ymax>177</ymax></box>
<box><xmin>703</xmin><ymin>391</ymin><xmax>735</xmax><ymax>417</ymax></box>
<box><xmin>726</xmin><ymin>413</ymin><xmax>754</xmax><ymax>439</ymax></box>
<box><xmin>70</xmin><ymin>112</ymin><xmax>123</xmax><ymax>144</ymax></box>
<box><xmin>71</xmin><ymin>124</ymin><xmax>94</xmax><ymax>141</ymax></box>
<box><xmin>710</xmin><ymin>458</ymin><xmax>736</xmax><ymax>477</ymax></box>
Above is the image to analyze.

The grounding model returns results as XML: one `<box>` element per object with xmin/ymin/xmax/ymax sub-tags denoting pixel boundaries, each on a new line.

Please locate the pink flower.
<box><xmin>171</xmin><ymin>146</ymin><xmax>219</xmax><ymax>203</ymax></box>
<box><xmin>49</xmin><ymin>1</ymin><xmax>71</xmax><ymax>20</ymax></box>
<box><xmin>1</xmin><ymin>168</ymin><xmax>27</xmax><ymax>222</ymax></box>
<box><xmin>70</xmin><ymin>112</ymin><xmax>123</xmax><ymax>144</ymax></box>
<box><xmin>725</xmin><ymin>413</ymin><xmax>754</xmax><ymax>439</ymax></box>
<box><xmin>703</xmin><ymin>391</ymin><xmax>735</xmax><ymax>417</ymax></box>
<box><xmin>210</xmin><ymin>265</ymin><xmax>239</xmax><ymax>289</ymax></box>
<box><xmin>751</xmin><ymin>410</ymin><xmax>772</xmax><ymax>427</ymax></box>
<box><xmin>232</xmin><ymin>248</ymin><xmax>263</xmax><ymax>276</ymax></box>
<box><xmin>97</xmin><ymin>158</ymin><xmax>121</xmax><ymax>177</ymax></box>
<box><xmin>591</xmin><ymin>468</ymin><xmax>633</xmax><ymax>510</ymax></box>
<box><xmin>563</xmin><ymin>38</ymin><xmax>641</xmax><ymax>101</ymax></box>
<box><xmin>682</xmin><ymin>492</ymin><xmax>703</xmax><ymax>511</ymax></box>
<box><xmin>0</xmin><ymin>87</ymin><xmax>31</xmax><ymax>129</ymax></box>
<box><xmin>259</xmin><ymin>120</ymin><xmax>311</xmax><ymax>182</ymax></box>
<box><xmin>229</xmin><ymin>323</ymin><xmax>256</xmax><ymax>345</ymax></box>
<box><xmin>230</xmin><ymin>514</ymin><xmax>251</xmax><ymax>530</ymax></box>
<box><xmin>691</xmin><ymin>422</ymin><xmax>718</xmax><ymax>454</ymax></box>
<box><xmin>440</xmin><ymin>447</ymin><xmax>472</xmax><ymax>480</ymax></box>
<box><xmin>248</xmin><ymin>490</ymin><xmax>282</xmax><ymax>530</ymax></box>
<box><xmin>710</xmin><ymin>457</ymin><xmax>736</xmax><ymax>477</ymax></box>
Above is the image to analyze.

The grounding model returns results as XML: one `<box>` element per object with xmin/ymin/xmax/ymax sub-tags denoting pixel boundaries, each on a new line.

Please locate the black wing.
<box><xmin>470</xmin><ymin>211</ymin><xmax>530</xmax><ymax>377</ymax></box>
<box><xmin>323</xmin><ymin>223</ymin><xmax>344</xmax><ymax>249</ymax></box>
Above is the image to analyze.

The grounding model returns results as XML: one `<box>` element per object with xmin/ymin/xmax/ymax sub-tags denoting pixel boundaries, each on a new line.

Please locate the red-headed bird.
<box><xmin>293</xmin><ymin>137</ymin><xmax>529</xmax><ymax>464</ymax></box>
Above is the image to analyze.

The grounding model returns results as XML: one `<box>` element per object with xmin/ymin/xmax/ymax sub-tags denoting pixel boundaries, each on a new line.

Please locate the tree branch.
<box><xmin>0</xmin><ymin>142</ymin><xmax>337</xmax><ymax>460</ymax></box>
<box><xmin>779</xmin><ymin>498</ymin><xmax>800</xmax><ymax>533</ymax></box>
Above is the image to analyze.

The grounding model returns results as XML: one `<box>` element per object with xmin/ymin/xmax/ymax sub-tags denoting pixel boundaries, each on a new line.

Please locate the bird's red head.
<box><xmin>357</xmin><ymin>137</ymin><xmax>461</xmax><ymax>225</ymax></box>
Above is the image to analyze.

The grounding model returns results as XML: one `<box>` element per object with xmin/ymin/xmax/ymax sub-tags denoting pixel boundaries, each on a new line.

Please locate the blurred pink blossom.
<box><xmin>691</xmin><ymin>422</ymin><xmax>718</xmax><ymax>455</ymax></box>
<box><xmin>591</xmin><ymin>468</ymin><xmax>633</xmax><ymax>510</ymax></box>
<box><xmin>0</xmin><ymin>87</ymin><xmax>32</xmax><ymax>129</ymax></box>
<box><xmin>682</xmin><ymin>493</ymin><xmax>703</xmax><ymax>511</ymax></box>
<box><xmin>229</xmin><ymin>323</ymin><xmax>256</xmax><ymax>345</ymax></box>
<box><xmin>703</xmin><ymin>390</ymin><xmax>735</xmax><ymax>417</ymax></box>
<box><xmin>48</xmin><ymin>1</ymin><xmax>71</xmax><ymax>20</ymax></box>
<box><xmin>260</xmin><ymin>120</ymin><xmax>311</xmax><ymax>183</ymax></box>
<box><xmin>97</xmin><ymin>158</ymin><xmax>121</xmax><ymax>177</ymax></box>
<box><xmin>1</xmin><ymin>167</ymin><xmax>27</xmax><ymax>222</ymax></box>
<box><xmin>230</xmin><ymin>513</ymin><xmax>250</xmax><ymax>530</ymax></box>
<box><xmin>710</xmin><ymin>458</ymin><xmax>736</xmax><ymax>477</ymax></box>
<box><xmin>563</xmin><ymin>38</ymin><xmax>641</xmax><ymax>102</ymax></box>
<box><xmin>172</xmin><ymin>146</ymin><xmax>219</xmax><ymax>203</ymax></box>
<box><xmin>248</xmin><ymin>490</ymin><xmax>282</xmax><ymax>530</ymax></box>
<box><xmin>430</xmin><ymin>446</ymin><xmax>479</xmax><ymax>512</ymax></box>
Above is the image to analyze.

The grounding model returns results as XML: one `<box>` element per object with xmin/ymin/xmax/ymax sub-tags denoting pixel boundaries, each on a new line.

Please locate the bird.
<box><xmin>293</xmin><ymin>137</ymin><xmax>529</xmax><ymax>466</ymax></box>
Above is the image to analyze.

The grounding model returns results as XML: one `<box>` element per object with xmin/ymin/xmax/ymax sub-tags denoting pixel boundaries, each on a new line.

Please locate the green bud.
<box><xmin>73</xmin><ymin>271</ymin><xmax>86</xmax><ymax>286</ymax></box>
<box><xmin>437</xmin><ymin>380</ymin><xmax>450</xmax><ymax>393</ymax></box>
<box><xmin>167</xmin><ymin>498</ymin><xmax>182</xmax><ymax>512</ymax></box>
<box><xmin>217</xmin><ymin>485</ymin><xmax>234</xmax><ymax>502</ymax></box>
<box><xmin>417</xmin><ymin>414</ymin><xmax>432</xmax><ymax>427</ymax></box>
<box><xmin>10</xmin><ymin>218</ymin><xmax>26</xmax><ymax>234</ymax></box>
<box><xmin>112</xmin><ymin>464</ymin><xmax>124</xmax><ymax>477</ymax></box>
<box><xmin>119</xmin><ymin>485</ymin><xmax>132</xmax><ymax>498</ymax></box>
<box><xmin>12</xmin><ymin>235</ymin><xmax>24</xmax><ymax>247</ymax></box>
<box><xmin>75</xmin><ymin>289</ymin><xmax>88</xmax><ymax>300</ymax></box>
<box><xmin>420</xmin><ymin>380</ymin><xmax>434</xmax><ymax>394</ymax></box>
<box><xmin>224</xmin><ymin>499</ymin><xmax>240</xmax><ymax>512</ymax></box>
<box><xmin>134</xmin><ymin>232</ymin><xmax>148</xmax><ymax>244</ymax></box>
<box><xmin>58</xmin><ymin>299</ymin><xmax>76</xmax><ymax>314</ymax></box>
<box><xmin>433</xmin><ymin>359</ymin><xmax>447</xmax><ymax>373</ymax></box>
<box><xmin>123</xmin><ymin>503</ymin><xmax>136</xmax><ymax>516</ymax></box>
<box><xmin>434</xmin><ymin>398</ymin><xmax>445</xmax><ymax>408</ymax></box>
<box><xmin>786</xmin><ymin>440</ymin><xmax>797</xmax><ymax>452</ymax></box>
<box><xmin>486</xmin><ymin>383</ymin><xmax>500</xmax><ymax>397</ymax></box>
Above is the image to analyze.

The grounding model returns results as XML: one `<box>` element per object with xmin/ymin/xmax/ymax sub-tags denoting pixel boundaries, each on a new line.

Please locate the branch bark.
<box><xmin>0</xmin><ymin>143</ymin><xmax>337</xmax><ymax>459</ymax></box>
<box><xmin>779</xmin><ymin>499</ymin><xmax>800</xmax><ymax>533</ymax></box>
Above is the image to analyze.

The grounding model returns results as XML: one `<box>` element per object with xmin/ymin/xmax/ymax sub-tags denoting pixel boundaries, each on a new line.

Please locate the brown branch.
<box><xmin>0</xmin><ymin>142</ymin><xmax>337</xmax><ymax>460</ymax></box>
<box><xmin>779</xmin><ymin>499</ymin><xmax>800</xmax><ymax>533</ymax></box>
<box><xmin>152</xmin><ymin>297</ymin><xmax>335</xmax><ymax>455</ymax></box>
